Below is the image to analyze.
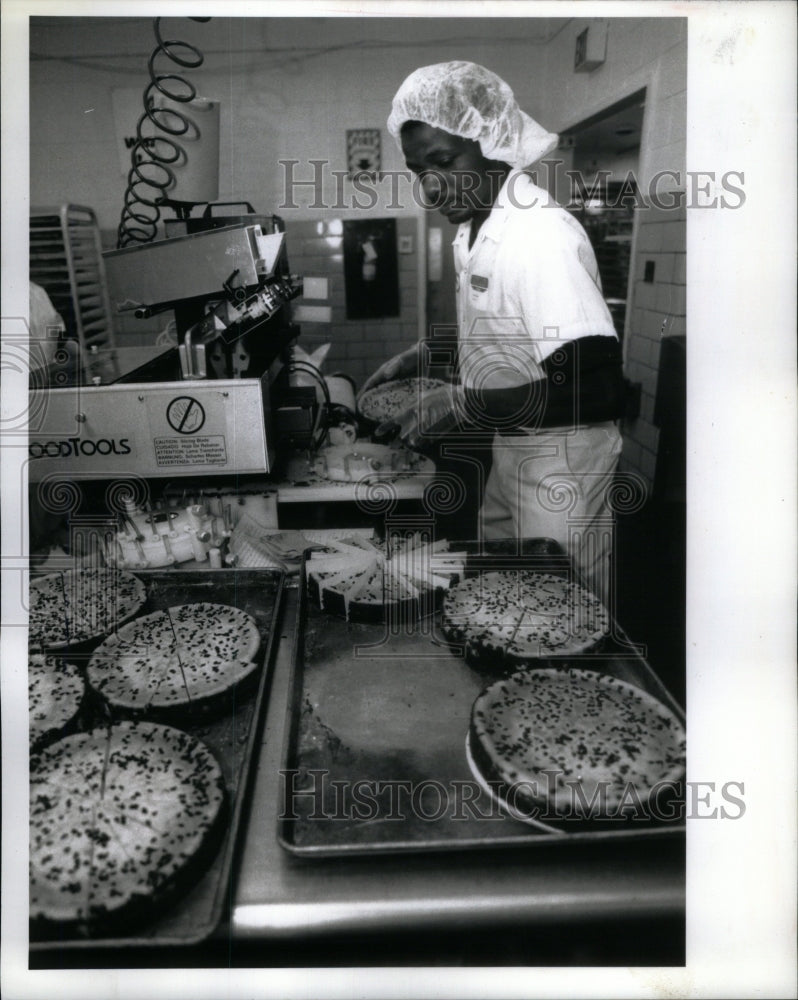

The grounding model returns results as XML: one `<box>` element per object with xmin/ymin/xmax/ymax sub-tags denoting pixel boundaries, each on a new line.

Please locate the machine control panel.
<box><xmin>27</xmin><ymin>378</ymin><xmax>274</xmax><ymax>481</ymax></box>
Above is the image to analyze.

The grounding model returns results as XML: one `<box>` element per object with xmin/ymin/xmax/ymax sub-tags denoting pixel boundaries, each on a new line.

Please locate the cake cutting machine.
<box><xmin>28</xmin><ymin>218</ymin><xmax>307</xmax><ymax>484</ymax></box>
<box><xmin>25</xmin><ymin>213</ymin><xmax>335</xmax><ymax>569</ymax></box>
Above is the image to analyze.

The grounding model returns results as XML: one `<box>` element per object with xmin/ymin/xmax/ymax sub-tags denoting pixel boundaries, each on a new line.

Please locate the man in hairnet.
<box><xmin>359</xmin><ymin>62</ymin><xmax>625</xmax><ymax>600</ymax></box>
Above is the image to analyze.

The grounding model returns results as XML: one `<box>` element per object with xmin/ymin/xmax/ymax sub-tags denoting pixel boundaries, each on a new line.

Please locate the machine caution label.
<box><xmin>154</xmin><ymin>435</ymin><xmax>227</xmax><ymax>467</ymax></box>
<box><xmin>166</xmin><ymin>396</ymin><xmax>206</xmax><ymax>434</ymax></box>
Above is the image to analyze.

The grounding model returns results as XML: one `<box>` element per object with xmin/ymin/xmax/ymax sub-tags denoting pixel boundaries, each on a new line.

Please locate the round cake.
<box><xmin>358</xmin><ymin>377</ymin><xmax>447</xmax><ymax>425</ymax></box>
<box><xmin>468</xmin><ymin>668</ymin><xmax>686</xmax><ymax>821</ymax></box>
<box><xmin>442</xmin><ymin>570</ymin><xmax>610</xmax><ymax>666</ymax></box>
<box><xmin>29</xmin><ymin>653</ymin><xmax>85</xmax><ymax>751</ymax></box>
<box><xmin>29</xmin><ymin>569</ymin><xmax>147</xmax><ymax>650</ymax></box>
<box><xmin>86</xmin><ymin>602</ymin><xmax>261</xmax><ymax>714</ymax></box>
<box><xmin>30</xmin><ymin>721</ymin><xmax>227</xmax><ymax>931</ymax></box>
<box><xmin>306</xmin><ymin>535</ymin><xmax>464</xmax><ymax>624</ymax></box>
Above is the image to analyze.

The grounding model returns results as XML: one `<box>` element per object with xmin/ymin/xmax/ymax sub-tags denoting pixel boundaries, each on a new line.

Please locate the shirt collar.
<box><xmin>450</xmin><ymin>168</ymin><xmax>527</xmax><ymax>249</ymax></box>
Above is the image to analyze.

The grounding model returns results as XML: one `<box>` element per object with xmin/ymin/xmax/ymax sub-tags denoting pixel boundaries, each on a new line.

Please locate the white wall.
<box><xmin>29</xmin><ymin>15</ymin><xmax>561</xmax><ymax>232</ymax></box>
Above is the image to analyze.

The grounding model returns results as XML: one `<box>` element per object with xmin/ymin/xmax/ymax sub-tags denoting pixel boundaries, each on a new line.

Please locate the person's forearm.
<box><xmin>461</xmin><ymin>337</ymin><xmax>626</xmax><ymax>430</ymax></box>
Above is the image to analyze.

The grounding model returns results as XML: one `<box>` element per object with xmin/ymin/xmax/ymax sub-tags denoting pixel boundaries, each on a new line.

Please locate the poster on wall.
<box><xmin>342</xmin><ymin>218</ymin><xmax>399</xmax><ymax>319</ymax></box>
<box><xmin>346</xmin><ymin>127</ymin><xmax>381</xmax><ymax>180</ymax></box>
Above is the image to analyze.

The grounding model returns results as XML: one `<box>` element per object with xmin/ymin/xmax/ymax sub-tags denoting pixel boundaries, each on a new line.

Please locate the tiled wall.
<box><xmin>541</xmin><ymin>17</ymin><xmax>687</xmax><ymax>495</ymax></box>
<box><xmin>284</xmin><ymin>217</ymin><xmax>420</xmax><ymax>389</ymax></box>
<box><xmin>620</xmin><ymin>200</ymin><xmax>686</xmax><ymax>487</ymax></box>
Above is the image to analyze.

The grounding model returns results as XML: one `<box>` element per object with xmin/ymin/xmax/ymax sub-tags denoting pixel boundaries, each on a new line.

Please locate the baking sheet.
<box><xmin>29</xmin><ymin>567</ymin><xmax>284</xmax><ymax>953</ymax></box>
<box><xmin>278</xmin><ymin>540</ymin><xmax>685</xmax><ymax>857</ymax></box>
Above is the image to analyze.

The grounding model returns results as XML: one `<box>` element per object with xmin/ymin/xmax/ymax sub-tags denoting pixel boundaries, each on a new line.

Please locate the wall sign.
<box><xmin>347</xmin><ymin>128</ymin><xmax>381</xmax><ymax>180</ymax></box>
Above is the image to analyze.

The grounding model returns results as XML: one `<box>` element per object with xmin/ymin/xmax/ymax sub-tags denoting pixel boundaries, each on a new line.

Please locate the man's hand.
<box><xmin>376</xmin><ymin>383</ymin><xmax>463</xmax><ymax>449</ymax></box>
<box><xmin>357</xmin><ymin>342</ymin><xmax>422</xmax><ymax>400</ymax></box>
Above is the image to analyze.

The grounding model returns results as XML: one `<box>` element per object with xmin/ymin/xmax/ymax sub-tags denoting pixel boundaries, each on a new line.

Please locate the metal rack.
<box><xmin>30</xmin><ymin>205</ymin><xmax>117</xmax><ymax>360</ymax></box>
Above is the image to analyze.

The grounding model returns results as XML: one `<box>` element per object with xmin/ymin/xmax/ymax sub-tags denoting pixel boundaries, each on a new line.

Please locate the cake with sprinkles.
<box><xmin>442</xmin><ymin>570</ymin><xmax>610</xmax><ymax>665</ymax></box>
<box><xmin>29</xmin><ymin>653</ymin><xmax>85</xmax><ymax>751</ymax></box>
<box><xmin>86</xmin><ymin>602</ymin><xmax>261</xmax><ymax>715</ymax></box>
<box><xmin>468</xmin><ymin>667</ymin><xmax>686</xmax><ymax>820</ymax></box>
<box><xmin>358</xmin><ymin>377</ymin><xmax>447</xmax><ymax>426</ymax></box>
<box><xmin>30</xmin><ymin>721</ymin><xmax>227</xmax><ymax>932</ymax></box>
<box><xmin>29</xmin><ymin>569</ymin><xmax>147</xmax><ymax>650</ymax></box>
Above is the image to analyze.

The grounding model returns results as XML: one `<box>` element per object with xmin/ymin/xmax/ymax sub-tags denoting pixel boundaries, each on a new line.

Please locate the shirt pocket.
<box><xmin>468</xmin><ymin>273</ymin><xmax>490</xmax><ymax>305</ymax></box>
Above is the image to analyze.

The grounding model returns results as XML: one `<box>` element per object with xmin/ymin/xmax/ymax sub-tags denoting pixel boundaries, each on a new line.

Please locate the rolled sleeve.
<box><xmin>502</xmin><ymin>209</ymin><xmax>617</xmax><ymax>361</ymax></box>
<box><xmin>459</xmin><ymin>316</ymin><xmax>543</xmax><ymax>391</ymax></box>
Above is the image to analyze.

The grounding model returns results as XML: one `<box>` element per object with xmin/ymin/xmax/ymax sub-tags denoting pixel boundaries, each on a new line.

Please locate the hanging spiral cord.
<box><xmin>116</xmin><ymin>17</ymin><xmax>211</xmax><ymax>248</ymax></box>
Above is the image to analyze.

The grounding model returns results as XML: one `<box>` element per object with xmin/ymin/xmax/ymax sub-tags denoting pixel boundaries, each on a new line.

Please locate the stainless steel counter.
<box><xmin>228</xmin><ymin>588</ymin><xmax>685</xmax><ymax>940</ymax></box>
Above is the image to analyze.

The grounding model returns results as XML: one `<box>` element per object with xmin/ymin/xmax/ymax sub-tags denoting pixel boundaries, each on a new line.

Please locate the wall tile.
<box><xmin>639</xmin><ymin>447</ymin><xmax>658</xmax><ymax>482</ymax></box>
<box><xmin>641</xmin><ymin>310</ymin><xmax>667</xmax><ymax>340</ymax></box>
<box><xmin>652</xmin><ymin>252</ymin><xmax>676</xmax><ymax>285</ymax></box>
<box><xmin>639</xmin><ymin>390</ymin><xmax>656</xmax><ymax>424</ymax></box>
<box><xmin>628</xmin><ymin>335</ymin><xmax>654</xmax><ymax>366</ymax></box>
<box><xmin>353</xmin><ymin>340</ymin><xmax>397</xmax><ymax>359</ymax></box>
<box><xmin>301</xmin><ymin>255</ymin><xmax>344</xmax><ymax>272</ymax></box>
<box><xmin>632</xmin><ymin>282</ymin><xmax>658</xmax><ymax>309</ymax></box>
<box><xmin>302</xmin><ymin>236</ymin><xmax>343</xmax><ymax>254</ymax></box>
<box><xmin>660</xmin><ymin>220</ymin><xmax>686</xmax><ymax>252</ymax></box>
<box><xmin>626</xmin><ymin>360</ymin><xmax>658</xmax><ymax>399</ymax></box>
<box><xmin>636</xmin><ymin>224</ymin><xmax>665</xmax><ymax>252</ymax></box>
<box><xmin>630</xmin><ymin>307</ymin><xmax>646</xmax><ymax>335</ymax></box>
<box><xmin>654</xmin><ymin>284</ymin><xmax>672</xmax><ymax>313</ymax></box>
<box><xmin>663</xmin><ymin>315</ymin><xmax>686</xmax><ymax>338</ymax></box>
<box><xmin>632</xmin><ymin>419</ymin><xmax>660</xmax><ymax>454</ymax></box>
<box><xmin>364</xmin><ymin>322</ymin><xmax>402</xmax><ymax>340</ymax></box>
<box><xmin>655</xmin><ymin>283</ymin><xmax>686</xmax><ymax>315</ymax></box>
<box><xmin>620</xmin><ymin>437</ymin><xmax>643</xmax><ymax>472</ymax></box>
<box><xmin>287</xmin><ymin>221</ymin><xmax>321</xmax><ymax>239</ymax></box>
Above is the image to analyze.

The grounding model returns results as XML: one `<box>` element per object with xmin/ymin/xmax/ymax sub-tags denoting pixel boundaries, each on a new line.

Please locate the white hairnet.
<box><xmin>387</xmin><ymin>61</ymin><xmax>559</xmax><ymax>169</ymax></box>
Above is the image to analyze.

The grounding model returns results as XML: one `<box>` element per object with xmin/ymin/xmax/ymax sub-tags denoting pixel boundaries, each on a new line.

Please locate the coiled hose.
<box><xmin>116</xmin><ymin>16</ymin><xmax>211</xmax><ymax>248</ymax></box>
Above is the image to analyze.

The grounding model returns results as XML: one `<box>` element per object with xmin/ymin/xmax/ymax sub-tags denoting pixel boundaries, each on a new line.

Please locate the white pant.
<box><xmin>480</xmin><ymin>422</ymin><xmax>623</xmax><ymax>603</ymax></box>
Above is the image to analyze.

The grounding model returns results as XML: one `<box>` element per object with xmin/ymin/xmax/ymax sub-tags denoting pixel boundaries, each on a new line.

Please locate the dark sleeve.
<box><xmin>462</xmin><ymin>335</ymin><xmax>626</xmax><ymax>430</ymax></box>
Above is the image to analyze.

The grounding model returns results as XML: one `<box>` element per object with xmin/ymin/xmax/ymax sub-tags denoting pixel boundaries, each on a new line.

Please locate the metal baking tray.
<box><xmin>29</xmin><ymin>567</ymin><xmax>284</xmax><ymax>953</ymax></box>
<box><xmin>278</xmin><ymin>539</ymin><xmax>685</xmax><ymax>857</ymax></box>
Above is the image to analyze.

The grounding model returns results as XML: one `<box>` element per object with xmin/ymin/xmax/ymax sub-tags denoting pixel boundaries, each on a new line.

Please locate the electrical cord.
<box><xmin>287</xmin><ymin>359</ymin><xmax>332</xmax><ymax>408</ymax></box>
<box><xmin>286</xmin><ymin>359</ymin><xmax>331</xmax><ymax>452</ymax></box>
<box><xmin>116</xmin><ymin>17</ymin><xmax>211</xmax><ymax>248</ymax></box>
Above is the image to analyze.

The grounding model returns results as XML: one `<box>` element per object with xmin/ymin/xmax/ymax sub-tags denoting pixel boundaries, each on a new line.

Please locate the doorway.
<box><xmin>557</xmin><ymin>88</ymin><xmax>646</xmax><ymax>341</ymax></box>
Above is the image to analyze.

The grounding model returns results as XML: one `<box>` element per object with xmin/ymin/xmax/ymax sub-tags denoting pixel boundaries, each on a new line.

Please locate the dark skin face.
<box><xmin>400</xmin><ymin>121</ymin><xmax>509</xmax><ymax>240</ymax></box>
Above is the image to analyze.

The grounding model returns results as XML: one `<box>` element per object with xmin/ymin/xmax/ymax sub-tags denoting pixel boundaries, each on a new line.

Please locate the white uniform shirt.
<box><xmin>452</xmin><ymin>169</ymin><xmax>617</xmax><ymax>393</ymax></box>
